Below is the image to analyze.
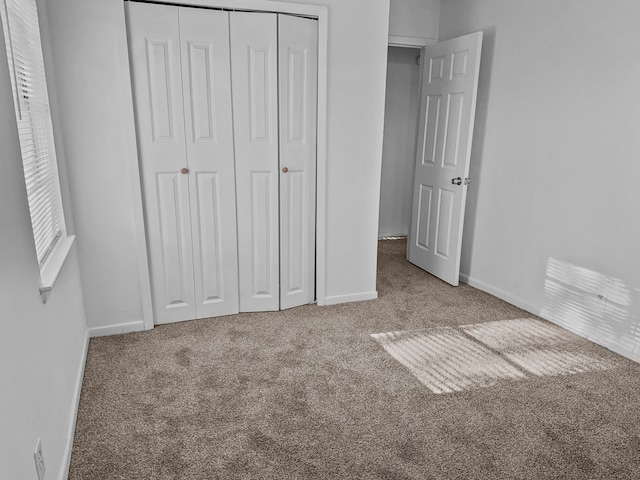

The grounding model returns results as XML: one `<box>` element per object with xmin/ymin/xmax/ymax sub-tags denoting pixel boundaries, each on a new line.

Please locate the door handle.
<box><xmin>282</xmin><ymin>167</ymin><xmax>289</xmax><ymax>173</ymax></box>
<box><xmin>181</xmin><ymin>168</ymin><xmax>188</xmax><ymax>174</ymax></box>
<box><xmin>451</xmin><ymin>177</ymin><xmax>462</xmax><ymax>185</ymax></box>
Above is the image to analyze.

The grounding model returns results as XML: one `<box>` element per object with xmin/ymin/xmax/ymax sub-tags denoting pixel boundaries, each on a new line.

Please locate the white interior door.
<box><xmin>407</xmin><ymin>32</ymin><xmax>482</xmax><ymax>286</ymax></box>
<box><xmin>230</xmin><ymin>12</ymin><xmax>280</xmax><ymax>312</ymax></box>
<box><xmin>128</xmin><ymin>3</ymin><xmax>196</xmax><ymax>324</ymax></box>
<box><xmin>179</xmin><ymin>8</ymin><xmax>239</xmax><ymax>319</ymax></box>
<box><xmin>278</xmin><ymin>14</ymin><xmax>318</xmax><ymax>309</ymax></box>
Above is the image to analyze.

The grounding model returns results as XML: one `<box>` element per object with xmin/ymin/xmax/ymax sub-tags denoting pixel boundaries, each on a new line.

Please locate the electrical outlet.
<box><xmin>34</xmin><ymin>438</ymin><xmax>46</xmax><ymax>480</ymax></box>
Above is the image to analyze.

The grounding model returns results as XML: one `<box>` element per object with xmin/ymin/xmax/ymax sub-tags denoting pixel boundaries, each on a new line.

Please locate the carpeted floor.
<box><xmin>68</xmin><ymin>240</ymin><xmax>640</xmax><ymax>479</ymax></box>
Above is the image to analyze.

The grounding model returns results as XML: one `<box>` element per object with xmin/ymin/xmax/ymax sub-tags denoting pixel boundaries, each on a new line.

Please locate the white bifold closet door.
<box><xmin>230</xmin><ymin>13</ymin><xmax>279</xmax><ymax>312</ymax></box>
<box><xmin>127</xmin><ymin>3</ymin><xmax>317</xmax><ymax>324</ymax></box>
<box><xmin>278</xmin><ymin>14</ymin><xmax>318</xmax><ymax>310</ymax></box>
<box><xmin>230</xmin><ymin>12</ymin><xmax>317</xmax><ymax>312</ymax></box>
<box><xmin>128</xmin><ymin>3</ymin><xmax>239</xmax><ymax>324</ymax></box>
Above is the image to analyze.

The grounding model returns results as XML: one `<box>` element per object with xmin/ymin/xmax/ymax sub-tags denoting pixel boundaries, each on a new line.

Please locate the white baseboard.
<box><xmin>88</xmin><ymin>320</ymin><xmax>146</xmax><ymax>338</ymax></box>
<box><xmin>378</xmin><ymin>231</ymin><xmax>408</xmax><ymax>239</ymax></box>
<box><xmin>58</xmin><ymin>330</ymin><xmax>89</xmax><ymax>480</ymax></box>
<box><xmin>323</xmin><ymin>290</ymin><xmax>378</xmax><ymax>306</ymax></box>
<box><xmin>459</xmin><ymin>272</ymin><xmax>540</xmax><ymax>314</ymax></box>
<box><xmin>553</xmin><ymin>321</ymin><xmax>640</xmax><ymax>364</ymax></box>
<box><xmin>460</xmin><ymin>272</ymin><xmax>640</xmax><ymax>364</ymax></box>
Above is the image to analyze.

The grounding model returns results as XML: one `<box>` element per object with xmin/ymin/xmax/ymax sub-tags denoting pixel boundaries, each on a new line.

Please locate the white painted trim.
<box><xmin>39</xmin><ymin>235</ymin><xmax>75</xmax><ymax>304</ymax></box>
<box><xmin>378</xmin><ymin>231</ymin><xmax>408</xmax><ymax>239</ymax></box>
<box><xmin>459</xmin><ymin>272</ymin><xmax>539</xmax><ymax>314</ymax></box>
<box><xmin>324</xmin><ymin>291</ymin><xmax>378</xmax><ymax>306</ymax></box>
<box><xmin>388</xmin><ymin>35</ymin><xmax>435</xmax><ymax>48</ymax></box>
<box><xmin>315</xmin><ymin>7</ymin><xmax>328</xmax><ymax>307</ymax></box>
<box><xmin>57</xmin><ymin>330</ymin><xmax>89</xmax><ymax>480</ymax></box>
<box><xmin>119</xmin><ymin>3</ymin><xmax>154</xmax><ymax>331</ymax></box>
<box><xmin>139</xmin><ymin>0</ymin><xmax>326</xmax><ymax>16</ymax></box>
<box><xmin>460</xmin><ymin>272</ymin><xmax>640</xmax><ymax>364</ymax></box>
<box><xmin>122</xmin><ymin>0</ymin><xmax>328</xmax><ymax>311</ymax></box>
<box><xmin>557</xmin><ymin>322</ymin><xmax>640</xmax><ymax>364</ymax></box>
<box><xmin>89</xmin><ymin>320</ymin><xmax>145</xmax><ymax>338</ymax></box>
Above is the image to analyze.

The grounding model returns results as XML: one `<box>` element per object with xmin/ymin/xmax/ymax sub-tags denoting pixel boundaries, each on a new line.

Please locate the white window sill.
<box><xmin>39</xmin><ymin>235</ymin><xmax>76</xmax><ymax>304</ymax></box>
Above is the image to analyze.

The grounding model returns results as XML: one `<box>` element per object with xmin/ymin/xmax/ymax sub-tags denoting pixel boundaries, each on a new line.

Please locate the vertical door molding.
<box><xmin>121</xmin><ymin>2</ymin><xmax>154</xmax><ymax>330</ymax></box>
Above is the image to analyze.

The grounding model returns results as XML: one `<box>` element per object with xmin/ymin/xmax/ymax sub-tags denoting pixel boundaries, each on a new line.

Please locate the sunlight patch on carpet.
<box><xmin>462</xmin><ymin>318</ymin><xmax>616</xmax><ymax>377</ymax></box>
<box><xmin>371</xmin><ymin>318</ymin><xmax>618</xmax><ymax>394</ymax></box>
<box><xmin>370</xmin><ymin>328</ymin><xmax>525</xmax><ymax>394</ymax></box>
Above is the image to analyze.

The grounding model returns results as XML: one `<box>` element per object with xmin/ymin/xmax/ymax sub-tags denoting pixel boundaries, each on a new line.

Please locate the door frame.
<box><xmin>123</xmin><ymin>0</ymin><xmax>329</xmax><ymax>329</ymax></box>
<box><xmin>388</xmin><ymin>35</ymin><xmax>433</xmax><ymax>49</ymax></box>
<box><xmin>379</xmin><ymin>35</ymin><xmax>435</xmax><ymax>241</ymax></box>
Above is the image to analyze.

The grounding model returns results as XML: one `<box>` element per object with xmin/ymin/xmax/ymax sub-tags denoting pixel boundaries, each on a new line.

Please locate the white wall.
<box><xmin>440</xmin><ymin>0</ymin><xmax>640</xmax><ymax>361</ymax></box>
<box><xmin>379</xmin><ymin>46</ymin><xmax>421</xmax><ymax>237</ymax></box>
<box><xmin>0</xmin><ymin>3</ymin><xmax>88</xmax><ymax>479</ymax></box>
<box><xmin>46</xmin><ymin>0</ymin><xmax>151</xmax><ymax>333</ymax></box>
<box><xmin>283</xmin><ymin>0</ymin><xmax>390</xmax><ymax>303</ymax></box>
<box><xmin>45</xmin><ymin>0</ymin><xmax>390</xmax><ymax>322</ymax></box>
<box><xmin>389</xmin><ymin>0</ymin><xmax>440</xmax><ymax>41</ymax></box>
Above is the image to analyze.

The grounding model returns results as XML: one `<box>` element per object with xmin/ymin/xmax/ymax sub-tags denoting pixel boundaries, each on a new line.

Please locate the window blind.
<box><xmin>1</xmin><ymin>0</ymin><xmax>65</xmax><ymax>267</ymax></box>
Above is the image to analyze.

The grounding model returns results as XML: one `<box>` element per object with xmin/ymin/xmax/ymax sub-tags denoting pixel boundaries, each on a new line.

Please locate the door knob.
<box><xmin>181</xmin><ymin>168</ymin><xmax>188</xmax><ymax>174</ymax></box>
<box><xmin>451</xmin><ymin>177</ymin><xmax>462</xmax><ymax>185</ymax></box>
<box><xmin>282</xmin><ymin>167</ymin><xmax>289</xmax><ymax>173</ymax></box>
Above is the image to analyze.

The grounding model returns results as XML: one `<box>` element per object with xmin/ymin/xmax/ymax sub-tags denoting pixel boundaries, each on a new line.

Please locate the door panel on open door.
<box><xmin>408</xmin><ymin>32</ymin><xmax>482</xmax><ymax>286</ymax></box>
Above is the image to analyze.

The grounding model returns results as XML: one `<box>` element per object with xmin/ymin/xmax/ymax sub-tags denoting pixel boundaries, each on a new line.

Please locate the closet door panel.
<box><xmin>127</xmin><ymin>2</ymin><xmax>196</xmax><ymax>324</ymax></box>
<box><xmin>156</xmin><ymin>172</ymin><xmax>194</xmax><ymax>310</ymax></box>
<box><xmin>193</xmin><ymin>172</ymin><xmax>226</xmax><ymax>308</ymax></box>
<box><xmin>179</xmin><ymin>8</ymin><xmax>239</xmax><ymax>318</ymax></box>
<box><xmin>278</xmin><ymin>15</ymin><xmax>318</xmax><ymax>309</ymax></box>
<box><xmin>230</xmin><ymin>12</ymin><xmax>279</xmax><ymax>312</ymax></box>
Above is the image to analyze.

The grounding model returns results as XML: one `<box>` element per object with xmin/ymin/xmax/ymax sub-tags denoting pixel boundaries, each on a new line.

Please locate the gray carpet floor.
<box><xmin>68</xmin><ymin>240</ymin><xmax>640</xmax><ymax>479</ymax></box>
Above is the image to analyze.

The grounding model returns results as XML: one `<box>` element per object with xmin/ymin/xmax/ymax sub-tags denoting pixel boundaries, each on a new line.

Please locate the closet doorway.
<box><xmin>127</xmin><ymin>1</ymin><xmax>319</xmax><ymax>325</ymax></box>
<box><xmin>379</xmin><ymin>45</ymin><xmax>423</xmax><ymax>238</ymax></box>
<box><xmin>380</xmin><ymin>34</ymin><xmax>483</xmax><ymax>286</ymax></box>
